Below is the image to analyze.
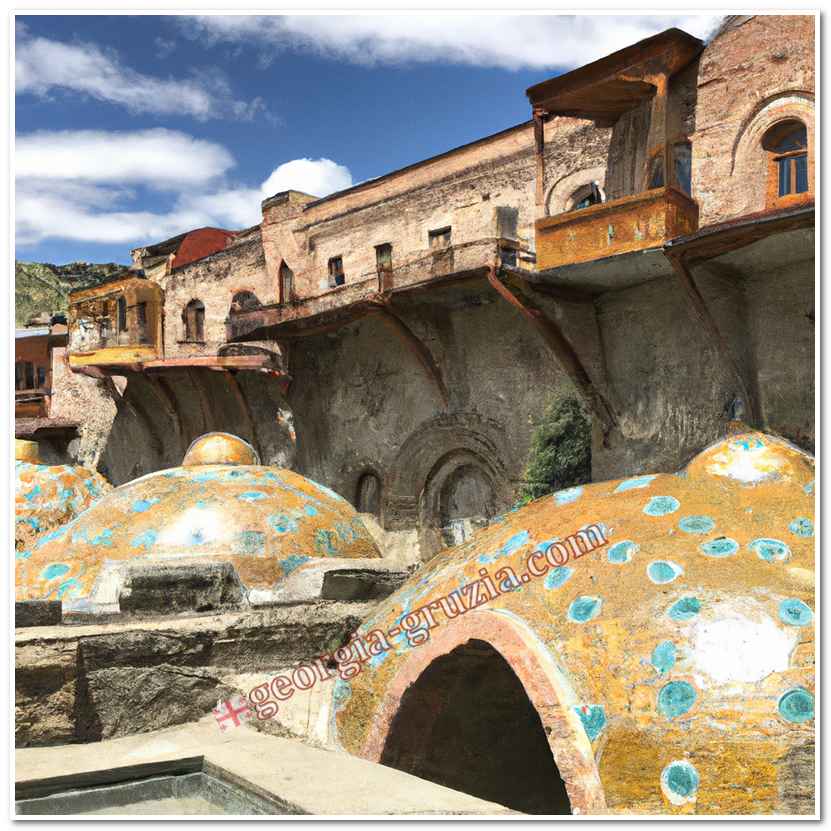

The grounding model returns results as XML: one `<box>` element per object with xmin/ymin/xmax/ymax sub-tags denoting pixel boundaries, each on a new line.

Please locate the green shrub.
<box><xmin>517</xmin><ymin>396</ymin><xmax>591</xmax><ymax>504</ymax></box>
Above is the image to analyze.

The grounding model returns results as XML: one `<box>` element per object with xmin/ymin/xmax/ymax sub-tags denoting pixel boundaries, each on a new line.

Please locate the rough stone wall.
<box><xmin>692</xmin><ymin>15</ymin><xmax>815</xmax><ymax>225</ymax></box>
<box><xmin>286</xmin><ymin>279</ymin><xmax>578</xmax><ymax>542</ymax></box>
<box><xmin>159</xmin><ymin>227</ymin><xmax>274</xmax><ymax>359</ymax></box>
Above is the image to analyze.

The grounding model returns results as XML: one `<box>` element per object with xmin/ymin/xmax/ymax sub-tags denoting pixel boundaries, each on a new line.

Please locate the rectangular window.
<box><xmin>794</xmin><ymin>154</ymin><xmax>808</xmax><ymax>193</ymax></box>
<box><xmin>15</xmin><ymin>362</ymin><xmax>23</xmax><ymax>391</ymax></box>
<box><xmin>375</xmin><ymin>243</ymin><xmax>392</xmax><ymax>271</ymax></box>
<box><xmin>24</xmin><ymin>361</ymin><xmax>35</xmax><ymax>390</ymax></box>
<box><xmin>328</xmin><ymin>256</ymin><xmax>345</xmax><ymax>288</ymax></box>
<box><xmin>429</xmin><ymin>227</ymin><xmax>452</xmax><ymax>250</ymax></box>
<box><xmin>136</xmin><ymin>302</ymin><xmax>149</xmax><ymax>343</ymax></box>
<box><xmin>777</xmin><ymin>157</ymin><xmax>791</xmax><ymax>196</ymax></box>
<box><xmin>673</xmin><ymin>142</ymin><xmax>692</xmax><ymax>196</ymax></box>
<box><xmin>36</xmin><ymin>366</ymin><xmax>46</xmax><ymax>388</ymax></box>
<box><xmin>117</xmin><ymin>296</ymin><xmax>127</xmax><ymax>332</ymax></box>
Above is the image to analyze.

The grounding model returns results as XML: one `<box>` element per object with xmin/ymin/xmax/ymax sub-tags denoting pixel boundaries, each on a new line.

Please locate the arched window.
<box><xmin>568</xmin><ymin>182</ymin><xmax>604</xmax><ymax>211</ymax></box>
<box><xmin>763</xmin><ymin>120</ymin><xmax>809</xmax><ymax>203</ymax></box>
<box><xmin>279</xmin><ymin>262</ymin><xmax>294</xmax><ymax>304</ymax></box>
<box><xmin>231</xmin><ymin>291</ymin><xmax>260</xmax><ymax>313</ymax></box>
<box><xmin>183</xmin><ymin>299</ymin><xmax>205</xmax><ymax>342</ymax></box>
<box><xmin>356</xmin><ymin>471</ymin><xmax>382</xmax><ymax>516</ymax></box>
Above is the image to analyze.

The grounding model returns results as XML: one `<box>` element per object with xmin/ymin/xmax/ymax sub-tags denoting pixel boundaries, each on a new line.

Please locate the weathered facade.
<box><xmin>60</xmin><ymin>16</ymin><xmax>814</xmax><ymax>556</ymax></box>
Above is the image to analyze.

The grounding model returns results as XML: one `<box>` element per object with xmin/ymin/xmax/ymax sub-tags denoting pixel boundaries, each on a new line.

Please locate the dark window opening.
<box><xmin>183</xmin><ymin>299</ymin><xmax>205</xmax><ymax>342</ymax></box>
<box><xmin>429</xmin><ymin>227</ymin><xmax>452</xmax><ymax>250</ymax></box>
<box><xmin>36</xmin><ymin>366</ymin><xmax>46</xmax><ymax>388</ymax></box>
<box><xmin>328</xmin><ymin>257</ymin><xmax>345</xmax><ymax>288</ymax></box>
<box><xmin>116</xmin><ymin>296</ymin><xmax>127</xmax><ymax>333</ymax></box>
<box><xmin>375</xmin><ymin>244</ymin><xmax>392</xmax><ymax>291</ymax></box>
<box><xmin>381</xmin><ymin>639</ymin><xmax>572</xmax><ymax>815</ymax></box>
<box><xmin>356</xmin><ymin>471</ymin><xmax>382</xmax><ymax>516</ymax></box>
<box><xmin>136</xmin><ymin>302</ymin><xmax>148</xmax><ymax>344</ymax></box>
<box><xmin>673</xmin><ymin>142</ymin><xmax>692</xmax><ymax>196</ymax></box>
<box><xmin>648</xmin><ymin>156</ymin><xmax>665</xmax><ymax>189</ymax></box>
<box><xmin>15</xmin><ymin>361</ymin><xmax>39</xmax><ymax>391</ymax></box>
<box><xmin>568</xmin><ymin>183</ymin><xmax>603</xmax><ymax>212</ymax></box>
<box><xmin>279</xmin><ymin>263</ymin><xmax>294</xmax><ymax>304</ymax></box>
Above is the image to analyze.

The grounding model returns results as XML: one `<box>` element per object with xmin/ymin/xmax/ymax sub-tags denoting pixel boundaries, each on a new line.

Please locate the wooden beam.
<box><xmin>225</xmin><ymin>371</ymin><xmax>261</xmax><ymax>457</ymax></box>
<box><xmin>665</xmin><ymin>250</ymin><xmax>760</xmax><ymax>424</ymax></box>
<box><xmin>486</xmin><ymin>264</ymin><xmax>617</xmax><ymax>437</ymax></box>
<box><xmin>366</xmin><ymin>301</ymin><xmax>450</xmax><ymax>409</ymax></box>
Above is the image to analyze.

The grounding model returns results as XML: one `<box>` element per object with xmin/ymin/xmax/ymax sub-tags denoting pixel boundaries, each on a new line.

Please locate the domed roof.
<box><xmin>16</xmin><ymin>433</ymin><xmax>380</xmax><ymax>607</ymax></box>
<box><xmin>334</xmin><ymin>429</ymin><xmax>814</xmax><ymax>815</ymax></box>
<box><xmin>15</xmin><ymin>439</ymin><xmax>110</xmax><ymax>555</ymax></box>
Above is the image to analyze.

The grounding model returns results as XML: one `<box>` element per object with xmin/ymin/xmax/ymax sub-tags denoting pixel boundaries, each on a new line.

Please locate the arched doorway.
<box><xmin>380</xmin><ymin>639</ymin><xmax>571</xmax><ymax>814</ymax></box>
<box><xmin>356</xmin><ymin>471</ymin><xmax>382</xmax><ymax>516</ymax></box>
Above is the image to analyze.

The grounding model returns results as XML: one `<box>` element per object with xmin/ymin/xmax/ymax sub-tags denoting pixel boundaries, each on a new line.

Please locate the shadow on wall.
<box><xmin>97</xmin><ymin>369</ymin><xmax>296</xmax><ymax>485</ymax></box>
<box><xmin>380</xmin><ymin>638</ymin><xmax>571</xmax><ymax>815</ymax></box>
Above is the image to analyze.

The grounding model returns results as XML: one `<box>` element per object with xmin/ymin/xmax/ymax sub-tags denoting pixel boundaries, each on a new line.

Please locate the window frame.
<box><xmin>328</xmin><ymin>256</ymin><xmax>345</xmax><ymax>288</ymax></box>
<box><xmin>763</xmin><ymin>120</ymin><xmax>811</xmax><ymax>209</ymax></box>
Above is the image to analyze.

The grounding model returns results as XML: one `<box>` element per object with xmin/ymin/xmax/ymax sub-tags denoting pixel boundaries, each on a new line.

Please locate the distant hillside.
<box><xmin>15</xmin><ymin>261</ymin><xmax>126</xmax><ymax>327</ymax></box>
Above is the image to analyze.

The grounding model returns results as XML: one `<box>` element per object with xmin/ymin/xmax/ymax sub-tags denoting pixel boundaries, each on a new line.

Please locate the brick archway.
<box><xmin>359</xmin><ymin>609</ymin><xmax>607</xmax><ymax>815</ymax></box>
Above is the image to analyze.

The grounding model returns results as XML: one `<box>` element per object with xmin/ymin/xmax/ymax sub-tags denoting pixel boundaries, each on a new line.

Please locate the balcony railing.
<box><xmin>535</xmin><ymin>186</ymin><xmax>699</xmax><ymax>271</ymax></box>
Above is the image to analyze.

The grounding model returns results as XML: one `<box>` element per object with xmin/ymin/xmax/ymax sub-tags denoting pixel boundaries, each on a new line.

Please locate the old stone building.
<box><xmin>59</xmin><ymin>16</ymin><xmax>814</xmax><ymax>556</ymax></box>
<box><xmin>14</xmin><ymin>15</ymin><xmax>816</xmax><ymax>817</ymax></box>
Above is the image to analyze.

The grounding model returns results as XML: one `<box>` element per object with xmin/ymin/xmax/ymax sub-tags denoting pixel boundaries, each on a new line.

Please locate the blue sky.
<box><xmin>15</xmin><ymin>13</ymin><xmax>719</xmax><ymax>265</ymax></box>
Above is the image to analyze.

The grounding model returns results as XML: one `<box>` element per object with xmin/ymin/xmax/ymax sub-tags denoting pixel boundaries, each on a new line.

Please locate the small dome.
<box><xmin>16</xmin><ymin>433</ymin><xmax>381</xmax><ymax>609</ymax></box>
<box><xmin>334</xmin><ymin>430</ymin><xmax>814</xmax><ymax>815</ymax></box>
<box><xmin>15</xmin><ymin>442</ymin><xmax>111</xmax><ymax>555</ymax></box>
<box><xmin>182</xmin><ymin>432</ymin><xmax>259</xmax><ymax>467</ymax></box>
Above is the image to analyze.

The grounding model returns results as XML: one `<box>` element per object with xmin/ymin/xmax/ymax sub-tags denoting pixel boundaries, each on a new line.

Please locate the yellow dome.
<box><xmin>16</xmin><ymin>433</ymin><xmax>380</xmax><ymax>608</ymax></box>
<box><xmin>182</xmin><ymin>432</ymin><xmax>259</xmax><ymax>467</ymax></box>
<box><xmin>15</xmin><ymin>446</ymin><xmax>111</xmax><ymax>555</ymax></box>
<box><xmin>334</xmin><ymin>430</ymin><xmax>814</xmax><ymax>815</ymax></box>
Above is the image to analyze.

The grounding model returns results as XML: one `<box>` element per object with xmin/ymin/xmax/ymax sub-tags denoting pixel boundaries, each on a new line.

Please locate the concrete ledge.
<box><xmin>15</xmin><ymin>601</ymin><xmax>62</xmax><ymax>628</ymax></box>
<box><xmin>15</xmin><ymin>719</ymin><xmax>514</xmax><ymax>816</ymax></box>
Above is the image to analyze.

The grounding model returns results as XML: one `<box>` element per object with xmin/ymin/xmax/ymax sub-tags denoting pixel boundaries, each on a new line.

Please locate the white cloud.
<box><xmin>260</xmin><ymin>158</ymin><xmax>353</xmax><ymax>199</ymax></box>
<box><xmin>16</xmin><ymin>129</ymin><xmax>235</xmax><ymax>187</ymax></box>
<box><xmin>16</xmin><ymin>30</ymin><xmax>266</xmax><ymax>121</ymax></box>
<box><xmin>182</xmin><ymin>14</ymin><xmax>724</xmax><ymax>71</ymax></box>
<box><xmin>15</xmin><ymin>130</ymin><xmax>353</xmax><ymax>247</ymax></box>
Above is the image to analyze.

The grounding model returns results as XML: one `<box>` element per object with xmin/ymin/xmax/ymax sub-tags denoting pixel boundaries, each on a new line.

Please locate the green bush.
<box><xmin>517</xmin><ymin>396</ymin><xmax>591</xmax><ymax>504</ymax></box>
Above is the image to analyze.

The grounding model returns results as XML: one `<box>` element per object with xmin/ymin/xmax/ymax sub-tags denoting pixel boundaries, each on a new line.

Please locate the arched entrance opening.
<box><xmin>379</xmin><ymin>639</ymin><xmax>571</xmax><ymax>815</ymax></box>
<box><xmin>356</xmin><ymin>471</ymin><xmax>382</xmax><ymax>516</ymax></box>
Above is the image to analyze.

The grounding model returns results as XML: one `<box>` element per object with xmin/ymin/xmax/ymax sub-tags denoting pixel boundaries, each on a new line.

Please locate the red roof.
<box><xmin>171</xmin><ymin>227</ymin><xmax>237</xmax><ymax>270</ymax></box>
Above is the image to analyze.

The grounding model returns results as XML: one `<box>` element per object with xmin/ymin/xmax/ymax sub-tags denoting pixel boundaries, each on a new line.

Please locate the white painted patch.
<box><xmin>691</xmin><ymin>605</ymin><xmax>796</xmax><ymax>684</ymax></box>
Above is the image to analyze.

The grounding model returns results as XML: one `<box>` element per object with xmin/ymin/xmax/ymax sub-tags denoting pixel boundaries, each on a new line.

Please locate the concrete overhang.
<box><xmin>526</xmin><ymin>27</ymin><xmax>703</xmax><ymax>124</ymax></box>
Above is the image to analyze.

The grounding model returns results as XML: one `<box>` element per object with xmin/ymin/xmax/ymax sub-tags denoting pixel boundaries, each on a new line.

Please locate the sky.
<box><xmin>15</xmin><ymin>13</ymin><xmax>721</xmax><ymax>266</ymax></box>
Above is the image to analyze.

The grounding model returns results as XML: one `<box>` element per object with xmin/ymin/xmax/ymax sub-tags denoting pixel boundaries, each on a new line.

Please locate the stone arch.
<box><xmin>545</xmin><ymin>166</ymin><xmax>607</xmax><ymax>216</ymax></box>
<box><xmin>360</xmin><ymin>609</ymin><xmax>606</xmax><ymax>815</ymax></box>
<box><xmin>383</xmin><ymin>413</ymin><xmax>513</xmax><ymax>548</ymax></box>
<box><xmin>729</xmin><ymin>91</ymin><xmax>814</xmax><ymax>215</ymax></box>
<box><xmin>355</xmin><ymin>468</ymin><xmax>383</xmax><ymax>517</ymax></box>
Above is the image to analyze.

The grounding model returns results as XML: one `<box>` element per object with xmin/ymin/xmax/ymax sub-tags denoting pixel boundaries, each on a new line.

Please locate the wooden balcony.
<box><xmin>535</xmin><ymin>187</ymin><xmax>698</xmax><ymax>271</ymax></box>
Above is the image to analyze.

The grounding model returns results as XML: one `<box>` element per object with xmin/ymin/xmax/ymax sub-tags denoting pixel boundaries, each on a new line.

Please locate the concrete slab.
<box><xmin>15</xmin><ymin>718</ymin><xmax>514</xmax><ymax>816</ymax></box>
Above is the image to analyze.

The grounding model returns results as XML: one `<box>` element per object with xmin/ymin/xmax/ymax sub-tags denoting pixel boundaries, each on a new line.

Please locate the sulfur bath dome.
<box><xmin>16</xmin><ymin>433</ymin><xmax>380</xmax><ymax>609</ymax></box>
<box><xmin>334</xmin><ymin>429</ymin><xmax>815</xmax><ymax>816</ymax></box>
<box><xmin>15</xmin><ymin>439</ymin><xmax>110</xmax><ymax>555</ymax></box>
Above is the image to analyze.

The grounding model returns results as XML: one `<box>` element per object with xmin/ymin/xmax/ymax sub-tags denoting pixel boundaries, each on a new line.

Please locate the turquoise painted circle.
<box><xmin>662</xmin><ymin>760</ymin><xmax>700</xmax><ymax>798</ymax></box>
<box><xmin>648</xmin><ymin>560</ymin><xmax>683</xmax><ymax>584</ymax></box>
<box><xmin>608</xmin><ymin>540</ymin><xmax>638</xmax><ymax>564</ymax></box>
<box><xmin>778</xmin><ymin>688</ymin><xmax>814</xmax><ymax>723</ymax></box>
<box><xmin>544</xmin><ymin>567</ymin><xmax>573</xmax><ymax>590</ymax></box>
<box><xmin>41</xmin><ymin>563</ymin><xmax>70</xmax><ymax>581</ymax></box>
<box><xmin>678</xmin><ymin>515</ymin><xmax>715</xmax><ymax>534</ymax></box>
<box><xmin>700</xmin><ymin>537</ymin><xmax>739</xmax><ymax>558</ymax></box>
<box><xmin>644</xmin><ymin>495</ymin><xmax>680</xmax><ymax>517</ymax></box>
<box><xmin>651</xmin><ymin>641</ymin><xmax>677</xmax><ymax>674</ymax></box>
<box><xmin>568</xmin><ymin>595</ymin><xmax>602</xmax><ymax>623</ymax></box>
<box><xmin>779</xmin><ymin>598</ymin><xmax>813</xmax><ymax>627</ymax></box>
<box><xmin>749</xmin><ymin>538</ymin><xmax>791</xmax><ymax>562</ymax></box>
<box><xmin>668</xmin><ymin>596</ymin><xmax>701</xmax><ymax>620</ymax></box>
<box><xmin>658</xmin><ymin>680</ymin><xmax>697</xmax><ymax>719</ymax></box>
<box><xmin>789</xmin><ymin>517</ymin><xmax>814</xmax><ymax>537</ymax></box>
